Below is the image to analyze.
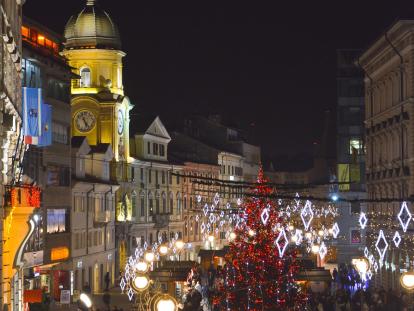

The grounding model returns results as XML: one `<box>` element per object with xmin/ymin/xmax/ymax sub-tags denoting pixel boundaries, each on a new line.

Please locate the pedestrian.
<box><xmin>105</xmin><ymin>272</ymin><xmax>110</xmax><ymax>291</ymax></box>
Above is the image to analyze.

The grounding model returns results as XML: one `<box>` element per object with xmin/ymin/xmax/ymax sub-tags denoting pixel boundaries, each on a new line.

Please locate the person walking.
<box><xmin>105</xmin><ymin>272</ymin><xmax>110</xmax><ymax>291</ymax></box>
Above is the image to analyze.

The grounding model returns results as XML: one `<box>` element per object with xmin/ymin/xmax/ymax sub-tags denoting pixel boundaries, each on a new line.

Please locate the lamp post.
<box><xmin>401</xmin><ymin>271</ymin><xmax>414</xmax><ymax>311</ymax></box>
<box><xmin>175</xmin><ymin>240</ymin><xmax>185</xmax><ymax>260</ymax></box>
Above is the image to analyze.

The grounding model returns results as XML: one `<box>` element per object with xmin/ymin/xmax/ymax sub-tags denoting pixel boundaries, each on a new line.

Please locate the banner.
<box><xmin>22</xmin><ymin>87</ymin><xmax>42</xmax><ymax>145</ymax></box>
<box><xmin>337</xmin><ymin>164</ymin><xmax>350</xmax><ymax>191</ymax></box>
<box><xmin>38</xmin><ymin>103</ymin><xmax>52</xmax><ymax>146</ymax></box>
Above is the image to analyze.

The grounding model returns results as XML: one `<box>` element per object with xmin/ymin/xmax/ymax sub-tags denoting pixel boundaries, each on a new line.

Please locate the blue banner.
<box><xmin>22</xmin><ymin>87</ymin><xmax>42</xmax><ymax>145</ymax></box>
<box><xmin>38</xmin><ymin>103</ymin><xmax>52</xmax><ymax>147</ymax></box>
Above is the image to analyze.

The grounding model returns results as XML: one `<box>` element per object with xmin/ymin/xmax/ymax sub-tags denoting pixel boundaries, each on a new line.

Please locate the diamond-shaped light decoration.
<box><xmin>375</xmin><ymin>230</ymin><xmax>389</xmax><ymax>262</ymax></box>
<box><xmin>373</xmin><ymin>261</ymin><xmax>379</xmax><ymax>272</ymax></box>
<box><xmin>120</xmin><ymin>277</ymin><xmax>126</xmax><ymax>291</ymax></box>
<box><xmin>393</xmin><ymin>231</ymin><xmax>401</xmax><ymax>248</ymax></box>
<box><xmin>398</xmin><ymin>201</ymin><xmax>412</xmax><ymax>233</ymax></box>
<box><xmin>209</xmin><ymin>213</ymin><xmax>216</xmax><ymax>224</ymax></box>
<box><xmin>359</xmin><ymin>212</ymin><xmax>368</xmax><ymax>230</ymax></box>
<box><xmin>261</xmin><ymin>208</ymin><xmax>270</xmax><ymax>225</ymax></box>
<box><xmin>127</xmin><ymin>288</ymin><xmax>134</xmax><ymax>301</ymax></box>
<box><xmin>200</xmin><ymin>222</ymin><xmax>206</xmax><ymax>234</ymax></box>
<box><xmin>364</xmin><ymin>247</ymin><xmax>369</xmax><ymax>258</ymax></box>
<box><xmin>332</xmin><ymin>222</ymin><xmax>340</xmax><ymax>239</ymax></box>
<box><xmin>301</xmin><ymin>200</ymin><xmax>314</xmax><ymax>231</ymax></box>
<box><xmin>196</xmin><ymin>195</ymin><xmax>202</xmax><ymax>203</ymax></box>
<box><xmin>275</xmin><ymin>228</ymin><xmax>289</xmax><ymax>258</ymax></box>
<box><xmin>214</xmin><ymin>193</ymin><xmax>220</xmax><ymax>206</ymax></box>
<box><xmin>203</xmin><ymin>204</ymin><xmax>209</xmax><ymax>216</ymax></box>
<box><xmin>237</xmin><ymin>198</ymin><xmax>242</xmax><ymax>206</ymax></box>
<box><xmin>293</xmin><ymin>229</ymin><xmax>303</xmax><ymax>246</ymax></box>
<box><xmin>367</xmin><ymin>270</ymin><xmax>373</xmax><ymax>280</ymax></box>
<box><xmin>319</xmin><ymin>242</ymin><xmax>327</xmax><ymax>260</ymax></box>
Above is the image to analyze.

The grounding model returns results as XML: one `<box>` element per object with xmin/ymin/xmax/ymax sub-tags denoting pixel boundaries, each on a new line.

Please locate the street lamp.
<box><xmin>132</xmin><ymin>275</ymin><xmax>150</xmax><ymax>292</ymax></box>
<box><xmin>155</xmin><ymin>294</ymin><xmax>178</xmax><ymax>311</ymax></box>
<box><xmin>229</xmin><ymin>232</ymin><xmax>236</xmax><ymax>241</ymax></box>
<box><xmin>352</xmin><ymin>257</ymin><xmax>369</xmax><ymax>275</ymax></box>
<box><xmin>159</xmin><ymin>245</ymin><xmax>169</xmax><ymax>256</ymax></box>
<box><xmin>175</xmin><ymin>240</ymin><xmax>185</xmax><ymax>250</ymax></box>
<box><xmin>144</xmin><ymin>251</ymin><xmax>155</xmax><ymax>262</ymax></box>
<box><xmin>208</xmin><ymin>235</ymin><xmax>215</xmax><ymax>243</ymax></box>
<box><xmin>135</xmin><ymin>261</ymin><xmax>149</xmax><ymax>273</ymax></box>
<box><xmin>400</xmin><ymin>271</ymin><xmax>414</xmax><ymax>290</ymax></box>
<box><xmin>79</xmin><ymin>293</ymin><xmax>92</xmax><ymax>310</ymax></box>
<box><xmin>311</xmin><ymin>244</ymin><xmax>320</xmax><ymax>254</ymax></box>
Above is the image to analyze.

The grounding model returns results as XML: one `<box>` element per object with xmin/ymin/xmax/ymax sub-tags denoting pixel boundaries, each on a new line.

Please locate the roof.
<box><xmin>64</xmin><ymin>0</ymin><xmax>121</xmax><ymax>50</ymax></box>
<box><xmin>71</xmin><ymin>136</ymin><xmax>87</xmax><ymax>148</ymax></box>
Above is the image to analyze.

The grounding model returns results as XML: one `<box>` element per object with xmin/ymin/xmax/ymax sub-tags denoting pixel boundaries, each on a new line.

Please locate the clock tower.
<box><xmin>62</xmin><ymin>0</ymin><xmax>132</xmax><ymax>161</ymax></box>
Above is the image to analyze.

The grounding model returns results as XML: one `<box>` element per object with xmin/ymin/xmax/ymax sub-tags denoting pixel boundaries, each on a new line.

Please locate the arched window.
<box><xmin>176</xmin><ymin>193</ymin><xmax>182</xmax><ymax>216</ymax></box>
<box><xmin>80</xmin><ymin>67</ymin><xmax>91</xmax><ymax>87</ymax></box>
<box><xmin>140</xmin><ymin>191</ymin><xmax>145</xmax><ymax>217</ymax></box>
<box><xmin>149</xmin><ymin>233</ymin><xmax>153</xmax><ymax>245</ymax></box>
<box><xmin>148</xmin><ymin>192</ymin><xmax>153</xmax><ymax>216</ymax></box>
<box><xmin>169</xmin><ymin>192</ymin><xmax>173</xmax><ymax>214</ymax></box>
<box><xmin>184</xmin><ymin>217</ymin><xmax>188</xmax><ymax>237</ymax></box>
<box><xmin>190</xmin><ymin>197</ymin><xmax>193</xmax><ymax>210</ymax></box>
<box><xmin>131</xmin><ymin>191</ymin><xmax>137</xmax><ymax>218</ymax></box>
<box><xmin>155</xmin><ymin>191</ymin><xmax>160</xmax><ymax>214</ymax></box>
<box><xmin>194</xmin><ymin>218</ymin><xmax>199</xmax><ymax>236</ymax></box>
<box><xmin>184</xmin><ymin>195</ymin><xmax>187</xmax><ymax>210</ymax></box>
<box><xmin>162</xmin><ymin>192</ymin><xmax>167</xmax><ymax>214</ymax></box>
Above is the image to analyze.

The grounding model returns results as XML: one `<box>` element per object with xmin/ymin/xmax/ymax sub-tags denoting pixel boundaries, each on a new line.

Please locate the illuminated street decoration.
<box><xmin>375</xmin><ymin>230</ymin><xmax>388</xmax><ymax>262</ymax></box>
<box><xmin>359</xmin><ymin>212</ymin><xmax>368</xmax><ymax>230</ymax></box>
<box><xmin>301</xmin><ymin>200</ymin><xmax>314</xmax><ymax>231</ymax></box>
<box><xmin>393</xmin><ymin>231</ymin><xmax>401</xmax><ymax>248</ymax></box>
<box><xmin>398</xmin><ymin>201</ymin><xmax>412</xmax><ymax>233</ymax></box>
<box><xmin>331</xmin><ymin>222</ymin><xmax>340</xmax><ymax>238</ymax></box>
<box><xmin>275</xmin><ymin>228</ymin><xmax>288</xmax><ymax>258</ymax></box>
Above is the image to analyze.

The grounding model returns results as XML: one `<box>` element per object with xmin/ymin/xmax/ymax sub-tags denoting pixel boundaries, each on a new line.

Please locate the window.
<box><xmin>350</xmin><ymin>202</ymin><xmax>361</xmax><ymax>214</ymax></box>
<box><xmin>148</xmin><ymin>192</ymin><xmax>153</xmax><ymax>216</ymax></box>
<box><xmin>47</xmin><ymin>166</ymin><xmax>70</xmax><ymax>186</ymax></box>
<box><xmin>162</xmin><ymin>192</ymin><xmax>167</xmax><ymax>214</ymax></box>
<box><xmin>131</xmin><ymin>167</ymin><xmax>135</xmax><ymax>181</ymax></box>
<box><xmin>47</xmin><ymin>209</ymin><xmax>67</xmax><ymax>233</ymax></box>
<box><xmin>184</xmin><ymin>196</ymin><xmax>187</xmax><ymax>210</ymax></box>
<box><xmin>148</xmin><ymin>169</ymin><xmax>152</xmax><ymax>184</ymax></box>
<box><xmin>220</xmin><ymin>232</ymin><xmax>226</xmax><ymax>240</ymax></box>
<box><xmin>155</xmin><ymin>192</ymin><xmax>160</xmax><ymax>214</ymax></box>
<box><xmin>169</xmin><ymin>172</ymin><xmax>172</xmax><ymax>184</ymax></box>
<box><xmin>190</xmin><ymin>197</ymin><xmax>193</xmax><ymax>209</ymax></box>
<box><xmin>177</xmin><ymin>193</ymin><xmax>182</xmax><ymax>215</ymax></box>
<box><xmin>194</xmin><ymin>220</ymin><xmax>198</xmax><ymax>235</ymax></box>
<box><xmin>349</xmin><ymin>139</ymin><xmax>363</xmax><ymax>155</ymax></box>
<box><xmin>140</xmin><ymin>192</ymin><xmax>145</xmax><ymax>217</ymax></box>
<box><xmin>80</xmin><ymin>67</ymin><xmax>91</xmax><ymax>87</ymax></box>
<box><xmin>160</xmin><ymin>144</ymin><xmax>165</xmax><ymax>157</ymax></box>
<box><xmin>169</xmin><ymin>192</ymin><xmax>173</xmax><ymax>214</ymax></box>
<box><xmin>47</xmin><ymin>78</ymin><xmax>70</xmax><ymax>102</ymax></box>
<box><xmin>350</xmin><ymin>229</ymin><xmax>361</xmax><ymax>244</ymax></box>
<box><xmin>140</xmin><ymin>168</ymin><xmax>144</xmax><ymax>182</ymax></box>
<box><xmin>147</xmin><ymin>142</ymin><xmax>151</xmax><ymax>155</ymax></box>
<box><xmin>155</xmin><ymin>171</ymin><xmax>159</xmax><ymax>185</ymax></box>
<box><xmin>153</xmin><ymin>143</ymin><xmax>159</xmax><ymax>155</ymax></box>
<box><xmin>131</xmin><ymin>192</ymin><xmax>137</xmax><ymax>218</ymax></box>
<box><xmin>149</xmin><ymin>233</ymin><xmax>153</xmax><ymax>245</ymax></box>
<box><xmin>162</xmin><ymin>171</ymin><xmax>165</xmax><ymax>184</ymax></box>
<box><xmin>22</xmin><ymin>59</ymin><xmax>41</xmax><ymax>88</ymax></box>
<box><xmin>176</xmin><ymin>175</ymin><xmax>180</xmax><ymax>185</ymax></box>
<box><xmin>52</xmin><ymin>123</ymin><xmax>68</xmax><ymax>144</ymax></box>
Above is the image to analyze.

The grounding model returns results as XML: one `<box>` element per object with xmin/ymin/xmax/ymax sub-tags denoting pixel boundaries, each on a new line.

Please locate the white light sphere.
<box><xmin>311</xmin><ymin>244</ymin><xmax>320</xmax><ymax>254</ymax></box>
<box><xmin>135</xmin><ymin>261</ymin><xmax>149</xmax><ymax>273</ymax></box>
<box><xmin>291</xmin><ymin>235</ymin><xmax>298</xmax><ymax>243</ymax></box>
<box><xmin>132</xmin><ymin>275</ymin><xmax>150</xmax><ymax>291</ymax></box>
<box><xmin>156</xmin><ymin>295</ymin><xmax>177</xmax><ymax>311</ymax></box>
<box><xmin>248</xmin><ymin>229</ymin><xmax>255</xmax><ymax>237</ymax></box>
<box><xmin>144</xmin><ymin>252</ymin><xmax>155</xmax><ymax>262</ymax></box>
<box><xmin>305</xmin><ymin>232</ymin><xmax>312</xmax><ymax>239</ymax></box>
<box><xmin>175</xmin><ymin>240</ymin><xmax>185</xmax><ymax>250</ymax></box>
<box><xmin>328</xmin><ymin>228</ymin><xmax>334</xmax><ymax>235</ymax></box>
<box><xmin>208</xmin><ymin>235</ymin><xmax>215</xmax><ymax>243</ymax></box>
<box><xmin>159</xmin><ymin>245</ymin><xmax>169</xmax><ymax>255</ymax></box>
<box><xmin>288</xmin><ymin>225</ymin><xmax>294</xmax><ymax>231</ymax></box>
<box><xmin>80</xmin><ymin>293</ymin><xmax>92</xmax><ymax>308</ymax></box>
<box><xmin>229</xmin><ymin>232</ymin><xmax>236</xmax><ymax>241</ymax></box>
<box><xmin>401</xmin><ymin>271</ymin><xmax>414</xmax><ymax>290</ymax></box>
<box><xmin>352</xmin><ymin>257</ymin><xmax>369</xmax><ymax>274</ymax></box>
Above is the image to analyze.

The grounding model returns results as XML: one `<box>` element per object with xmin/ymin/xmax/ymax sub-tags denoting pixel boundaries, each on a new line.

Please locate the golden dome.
<box><xmin>64</xmin><ymin>0</ymin><xmax>121</xmax><ymax>50</ymax></box>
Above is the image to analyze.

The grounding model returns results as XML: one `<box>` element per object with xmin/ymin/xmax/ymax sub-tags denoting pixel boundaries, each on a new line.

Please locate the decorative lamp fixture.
<box><xmin>79</xmin><ymin>293</ymin><xmax>92</xmax><ymax>309</ymax></box>
<box><xmin>135</xmin><ymin>261</ymin><xmax>149</xmax><ymax>273</ymax></box>
<box><xmin>352</xmin><ymin>257</ymin><xmax>369</xmax><ymax>274</ymax></box>
<box><xmin>175</xmin><ymin>240</ymin><xmax>185</xmax><ymax>250</ymax></box>
<box><xmin>208</xmin><ymin>235</ymin><xmax>215</xmax><ymax>243</ymax></box>
<box><xmin>144</xmin><ymin>252</ymin><xmax>155</xmax><ymax>262</ymax></box>
<box><xmin>159</xmin><ymin>245</ymin><xmax>169</xmax><ymax>256</ymax></box>
<box><xmin>155</xmin><ymin>294</ymin><xmax>178</xmax><ymax>311</ymax></box>
<box><xmin>311</xmin><ymin>244</ymin><xmax>320</xmax><ymax>254</ymax></box>
<box><xmin>400</xmin><ymin>271</ymin><xmax>414</xmax><ymax>290</ymax></box>
<box><xmin>132</xmin><ymin>275</ymin><xmax>150</xmax><ymax>292</ymax></box>
<box><xmin>229</xmin><ymin>232</ymin><xmax>236</xmax><ymax>241</ymax></box>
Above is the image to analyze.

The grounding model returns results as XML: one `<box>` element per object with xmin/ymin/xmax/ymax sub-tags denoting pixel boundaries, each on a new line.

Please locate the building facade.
<box><xmin>336</xmin><ymin>49</ymin><xmax>367</xmax><ymax>264</ymax></box>
<box><xmin>359</xmin><ymin>20</ymin><xmax>414</xmax><ymax>289</ymax></box>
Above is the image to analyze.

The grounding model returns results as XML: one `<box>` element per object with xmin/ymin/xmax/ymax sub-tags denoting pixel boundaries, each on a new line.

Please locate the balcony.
<box><xmin>94</xmin><ymin>210</ymin><xmax>114</xmax><ymax>223</ymax></box>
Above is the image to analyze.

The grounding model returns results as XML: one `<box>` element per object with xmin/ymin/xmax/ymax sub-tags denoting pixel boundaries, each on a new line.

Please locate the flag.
<box><xmin>22</xmin><ymin>87</ymin><xmax>42</xmax><ymax>145</ymax></box>
<box><xmin>38</xmin><ymin>103</ymin><xmax>52</xmax><ymax>147</ymax></box>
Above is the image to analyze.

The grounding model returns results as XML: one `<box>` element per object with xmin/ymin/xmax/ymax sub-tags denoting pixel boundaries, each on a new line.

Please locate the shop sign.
<box><xmin>23</xmin><ymin>250</ymin><xmax>43</xmax><ymax>267</ymax></box>
<box><xmin>60</xmin><ymin>290</ymin><xmax>70</xmax><ymax>304</ymax></box>
<box><xmin>51</xmin><ymin>247</ymin><xmax>69</xmax><ymax>261</ymax></box>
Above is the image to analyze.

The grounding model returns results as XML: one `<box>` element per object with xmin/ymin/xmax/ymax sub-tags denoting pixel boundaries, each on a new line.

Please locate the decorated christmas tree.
<box><xmin>213</xmin><ymin>168</ymin><xmax>305</xmax><ymax>310</ymax></box>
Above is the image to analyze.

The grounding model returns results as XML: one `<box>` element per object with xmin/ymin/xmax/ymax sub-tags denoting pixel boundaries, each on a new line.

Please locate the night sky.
<box><xmin>23</xmin><ymin>0</ymin><xmax>414</xmax><ymax>164</ymax></box>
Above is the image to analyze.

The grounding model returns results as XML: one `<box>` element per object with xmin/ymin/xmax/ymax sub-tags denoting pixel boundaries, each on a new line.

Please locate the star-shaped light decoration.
<box><xmin>359</xmin><ymin>212</ymin><xmax>368</xmax><ymax>230</ymax></box>
<box><xmin>375</xmin><ymin>230</ymin><xmax>389</xmax><ymax>262</ymax></box>
<box><xmin>398</xmin><ymin>201</ymin><xmax>412</xmax><ymax>233</ymax></box>
<box><xmin>301</xmin><ymin>200</ymin><xmax>314</xmax><ymax>231</ymax></box>
<box><xmin>275</xmin><ymin>228</ymin><xmax>289</xmax><ymax>258</ymax></box>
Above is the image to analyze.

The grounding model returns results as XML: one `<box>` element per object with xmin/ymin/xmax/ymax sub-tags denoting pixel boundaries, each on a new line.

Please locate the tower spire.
<box><xmin>86</xmin><ymin>0</ymin><xmax>97</xmax><ymax>5</ymax></box>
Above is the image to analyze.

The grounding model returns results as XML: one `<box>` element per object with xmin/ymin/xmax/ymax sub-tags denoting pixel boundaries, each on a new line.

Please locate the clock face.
<box><xmin>118</xmin><ymin>110</ymin><xmax>124</xmax><ymax>134</ymax></box>
<box><xmin>75</xmin><ymin>110</ymin><xmax>96</xmax><ymax>133</ymax></box>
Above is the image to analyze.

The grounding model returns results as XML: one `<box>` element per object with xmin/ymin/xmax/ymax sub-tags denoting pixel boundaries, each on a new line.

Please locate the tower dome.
<box><xmin>64</xmin><ymin>0</ymin><xmax>121</xmax><ymax>50</ymax></box>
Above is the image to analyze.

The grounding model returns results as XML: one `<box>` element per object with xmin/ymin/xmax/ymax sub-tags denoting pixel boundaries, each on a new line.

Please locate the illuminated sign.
<box><xmin>51</xmin><ymin>247</ymin><xmax>69</xmax><ymax>261</ymax></box>
<box><xmin>7</xmin><ymin>186</ymin><xmax>41</xmax><ymax>208</ymax></box>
